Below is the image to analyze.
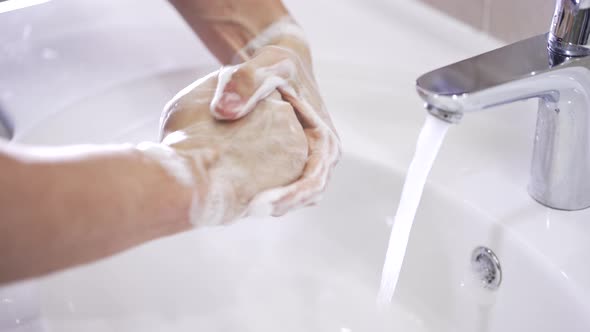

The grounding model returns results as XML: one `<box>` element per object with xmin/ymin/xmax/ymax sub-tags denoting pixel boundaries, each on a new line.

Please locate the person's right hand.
<box><xmin>166</xmin><ymin>1</ymin><xmax>341</xmax><ymax>217</ymax></box>
<box><xmin>158</xmin><ymin>71</ymin><xmax>308</xmax><ymax>227</ymax></box>
<box><xmin>209</xmin><ymin>23</ymin><xmax>342</xmax><ymax>217</ymax></box>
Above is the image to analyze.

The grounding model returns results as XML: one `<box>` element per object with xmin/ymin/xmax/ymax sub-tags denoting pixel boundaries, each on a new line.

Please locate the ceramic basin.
<box><xmin>1</xmin><ymin>0</ymin><xmax>590</xmax><ymax>331</ymax></box>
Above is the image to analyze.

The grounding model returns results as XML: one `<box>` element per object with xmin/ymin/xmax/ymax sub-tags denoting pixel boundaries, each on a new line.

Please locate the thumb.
<box><xmin>210</xmin><ymin>57</ymin><xmax>293</xmax><ymax>120</ymax></box>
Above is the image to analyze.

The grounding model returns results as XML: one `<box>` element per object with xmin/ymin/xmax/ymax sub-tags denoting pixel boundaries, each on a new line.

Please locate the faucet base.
<box><xmin>529</xmin><ymin>91</ymin><xmax>590</xmax><ymax>211</ymax></box>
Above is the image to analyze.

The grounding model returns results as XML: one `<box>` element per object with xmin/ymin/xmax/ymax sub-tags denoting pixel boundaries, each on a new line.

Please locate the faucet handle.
<box><xmin>549</xmin><ymin>0</ymin><xmax>590</xmax><ymax>56</ymax></box>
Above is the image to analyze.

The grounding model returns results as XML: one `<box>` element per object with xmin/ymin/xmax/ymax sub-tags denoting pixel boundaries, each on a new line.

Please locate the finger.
<box><xmin>210</xmin><ymin>50</ymin><xmax>297</xmax><ymax>121</ymax></box>
<box><xmin>271</xmin><ymin>132</ymin><xmax>340</xmax><ymax>216</ymax></box>
<box><xmin>247</xmin><ymin>154</ymin><xmax>328</xmax><ymax>217</ymax></box>
<box><xmin>247</xmin><ymin>128</ymin><xmax>341</xmax><ymax>217</ymax></box>
<box><xmin>278</xmin><ymin>86</ymin><xmax>337</xmax><ymax>135</ymax></box>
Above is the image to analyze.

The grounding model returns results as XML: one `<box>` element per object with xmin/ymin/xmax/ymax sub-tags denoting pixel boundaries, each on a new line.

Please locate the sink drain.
<box><xmin>471</xmin><ymin>246</ymin><xmax>502</xmax><ymax>290</ymax></box>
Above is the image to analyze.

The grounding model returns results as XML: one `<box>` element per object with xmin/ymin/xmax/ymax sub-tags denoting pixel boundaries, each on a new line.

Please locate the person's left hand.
<box><xmin>159</xmin><ymin>71</ymin><xmax>308</xmax><ymax>226</ymax></box>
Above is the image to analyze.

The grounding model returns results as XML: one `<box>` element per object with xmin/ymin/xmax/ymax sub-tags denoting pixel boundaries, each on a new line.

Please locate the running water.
<box><xmin>377</xmin><ymin>114</ymin><xmax>451</xmax><ymax>305</ymax></box>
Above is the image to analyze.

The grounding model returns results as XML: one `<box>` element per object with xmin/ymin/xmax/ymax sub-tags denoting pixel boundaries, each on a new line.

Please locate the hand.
<box><xmin>209</xmin><ymin>19</ymin><xmax>341</xmax><ymax>217</ymax></box>
<box><xmin>159</xmin><ymin>71</ymin><xmax>308</xmax><ymax>226</ymax></box>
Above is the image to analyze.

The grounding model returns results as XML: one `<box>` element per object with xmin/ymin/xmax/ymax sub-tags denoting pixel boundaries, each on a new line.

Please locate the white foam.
<box><xmin>377</xmin><ymin>114</ymin><xmax>451</xmax><ymax>305</ymax></box>
<box><xmin>231</xmin><ymin>16</ymin><xmax>308</xmax><ymax>64</ymax></box>
<box><xmin>237</xmin><ymin>76</ymin><xmax>285</xmax><ymax>116</ymax></box>
<box><xmin>210</xmin><ymin>60</ymin><xmax>295</xmax><ymax>120</ymax></box>
<box><xmin>136</xmin><ymin>142</ymin><xmax>194</xmax><ymax>188</ymax></box>
<box><xmin>193</xmin><ymin>178</ymin><xmax>227</xmax><ymax>227</ymax></box>
<box><xmin>210</xmin><ymin>65</ymin><xmax>240</xmax><ymax>118</ymax></box>
<box><xmin>137</xmin><ymin>142</ymin><xmax>228</xmax><ymax>227</ymax></box>
<box><xmin>247</xmin><ymin>189</ymin><xmax>282</xmax><ymax>217</ymax></box>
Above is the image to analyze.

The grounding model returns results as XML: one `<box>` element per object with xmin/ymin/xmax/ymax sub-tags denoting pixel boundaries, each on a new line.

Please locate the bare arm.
<box><xmin>169</xmin><ymin>0</ymin><xmax>290</xmax><ymax>64</ymax></box>
<box><xmin>0</xmin><ymin>71</ymin><xmax>307</xmax><ymax>284</ymax></box>
<box><xmin>0</xmin><ymin>0</ymin><xmax>334</xmax><ymax>284</ymax></box>
<box><xmin>0</xmin><ymin>142</ymin><xmax>194</xmax><ymax>284</ymax></box>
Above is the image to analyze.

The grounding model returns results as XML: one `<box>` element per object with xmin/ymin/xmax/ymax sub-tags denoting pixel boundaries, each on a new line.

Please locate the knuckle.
<box><xmin>232</xmin><ymin>64</ymin><xmax>256</xmax><ymax>86</ymax></box>
<box><xmin>237</xmin><ymin>61</ymin><xmax>255</xmax><ymax>75</ymax></box>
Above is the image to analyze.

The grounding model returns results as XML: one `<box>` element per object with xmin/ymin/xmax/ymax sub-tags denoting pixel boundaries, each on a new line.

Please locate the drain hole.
<box><xmin>471</xmin><ymin>246</ymin><xmax>502</xmax><ymax>290</ymax></box>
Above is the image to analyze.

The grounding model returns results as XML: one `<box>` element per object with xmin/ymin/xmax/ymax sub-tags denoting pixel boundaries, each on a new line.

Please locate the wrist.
<box><xmin>170</xmin><ymin>0</ymin><xmax>290</xmax><ymax>64</ymax></box>
<box><xmin>135</xmin><ymin>142</ymin><xmax>207</xmax><ymax>230</ymax></box>
<box><xmin>232</xmin><ymin>16</ymin><xmax>311</xmax><ymax>65</ymax></box>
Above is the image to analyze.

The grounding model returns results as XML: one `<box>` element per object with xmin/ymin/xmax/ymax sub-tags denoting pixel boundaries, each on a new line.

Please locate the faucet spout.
<box><xmin>417</xmin><ymin>34</ymin><xmax>571</xmax><ymax>115</ymax></box>
<box><xmin>416</xmin><ymin>33</ymin><xmax>590</xmax><ymax>210</ymax></box>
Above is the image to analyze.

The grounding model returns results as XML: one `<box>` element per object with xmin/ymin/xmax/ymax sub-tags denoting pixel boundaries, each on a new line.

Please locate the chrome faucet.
<box><xmin>416</xmin><ymin>0</ymin><xmax>590</xmax><ymax>211</ymax></box>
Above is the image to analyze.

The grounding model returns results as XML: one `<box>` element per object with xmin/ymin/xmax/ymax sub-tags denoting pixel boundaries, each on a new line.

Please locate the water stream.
<box><xmin>378</xmin><ymin>114</ymin><xmax>451</xmax><ymax>305</ymax></box>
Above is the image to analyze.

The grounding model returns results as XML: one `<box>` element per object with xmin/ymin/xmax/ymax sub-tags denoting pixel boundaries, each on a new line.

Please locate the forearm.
<box><xmin>0</xmin><ymin>143</ymin><xmax>194</xmax><ymax>284</ymax></box>
<box><xmin>169</xmin><ymin>0</ymin><xmax>290</xmax><ymax>63</ymax></box>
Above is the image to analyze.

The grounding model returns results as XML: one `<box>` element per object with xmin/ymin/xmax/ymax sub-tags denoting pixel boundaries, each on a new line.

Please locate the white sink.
<box><xmin>2</xmin><ymin>0</ymin><xmax>590</xmax><ymax>331</ymax></box>
<box><xmin>26</xmin><ymin>151</ymin><xmax>590</xmax><ymax>332</ymax></box>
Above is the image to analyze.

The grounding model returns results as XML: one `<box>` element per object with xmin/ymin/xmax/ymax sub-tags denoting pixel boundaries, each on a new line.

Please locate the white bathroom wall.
<box><xmin>419</xmin><ymin>0</ymin><xmax>555</xmax><ymax>43</ymax></box>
